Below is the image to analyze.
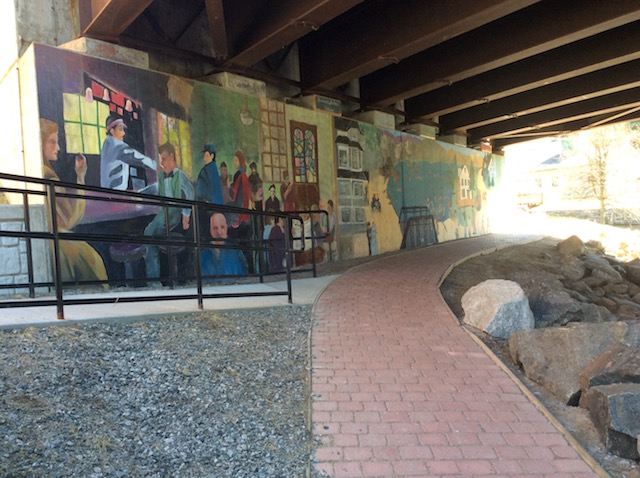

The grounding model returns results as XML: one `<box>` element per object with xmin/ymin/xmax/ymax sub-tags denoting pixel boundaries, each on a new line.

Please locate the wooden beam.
<box><xmin>468</xmin><ymin>87</ymin><xmax>640</xmax><ymax>140</ymax></box>
<box><xmin>490</xmin><ymin>111</ymin><xmax>640</xmax><ymax>148</ymax></box>
<box><xmin>204</xmin><ymin>0</ymin><xmax>229</xmax><ymax>61</ymax></box>
<box><xmin>405</xmin><ymin>21</ymin><xmax>640</xmax><ymax>121</ymax></box>
<box><xmin>440</xmin><ymin>59</ymin><xmax>640</xmax><ymax>133</ymax></box>
<box><xmin>81</xmin><ymin>0</ymin><xmax>154</xmax><ymax>41</ymax></box>
<box><xmin>222</xmin><ymin>0</ymin><xmax>364</xmax><ymax>68</ymax></box>
<box><xmin>361</xmin><ymin>0</ymin><xmax>640</xmax><ymax>106</ymax></box>
<box><xmin>300</xmin><ymin>0</ymin><xmax>540</xmax><ymax>90</ymax></box>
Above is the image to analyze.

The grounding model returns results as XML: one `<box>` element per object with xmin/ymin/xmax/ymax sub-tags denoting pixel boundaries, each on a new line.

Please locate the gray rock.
<box><xmin>602</xmin><ymin>282</ymin><xmax>629</xmax><ymax>296</ymax></box>
<box><xmin>580</xmin><ymin>303</ymin><xmax>615</xmax><ymax>323</ymax></box>
<box><xmin>530</xmin><ymin>288</ymin><xmax>582</xmax><ymax>327</ymax></box>
<box><xmin>508</xmin><ymin>322</ymin><xmax>633</xmax><ymax>404</ymax></box>
<box><xmin>579</xmin><ymin>345</ymin><xmax>640</xmax><ymax>393</ymax></box>
<box><xmin>557</xmin><ymin>235</ymin><xmax>585</xmax><ymax>256</ymax></box>
<box><xmin>509</xmin><ymin>270</ymin><xmax>581</xmax><ymax>327</ymax></box>
<box><xmin>620</xmin><ymin>321</ymin><xmax>640</xmax><ymax>347</ymax></box>
<box><xmin>583</xmin><ymin>383</ymin><xmax>640</xmax><ymax>460</ymax></box>
<box><xmin>461</xmin><ymin>279</ymin><xmax>534</xmax><ymax>339</ymax></box>
<box><xmin>616</xmin><ymin>304</ymin><xmax>640</xmax><ymax>321</ymax></box>
<box><xmin>558</xmin><ymin>254</ymin><xmax>586</xmax><ymax>281</ymax></box>
<box><xmin>584</xmin><ymin>255</ymin><xmax>623</xmax><ymax>285</ymax></box>
<box><xmin>624</xmin><ymin>260</ymin><xmax>640</xmax><ymax>286</ymax></box>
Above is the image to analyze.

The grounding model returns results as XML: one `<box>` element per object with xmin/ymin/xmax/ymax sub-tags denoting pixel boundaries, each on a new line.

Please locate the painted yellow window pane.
<box><xmin>82</xmin><ymin>125</ymin><xmax>100</xmax><ymax>154</ymax></box>
<box><xmin>64</xmin><ymin>123</ymin><xmax>82</xmax><ymax>153</ymax></box>
<box><xmin>98</xmin><ymin>127</ymin><xmax>107</xmax><ymax>146</ymax></box>
<box><xmin>98</xmin><ymin>103</ymin><xmax>110</xmax><ymax>128</ymax></box>
<box><xmin>80</xmin><ymin>99</ymin><xmax>98</xmax><ymax>125</ymax></box>
<box><xmin>63</xmin><ymin>93</ymin><xmax>80</xmax><ymax>122</ymax></box>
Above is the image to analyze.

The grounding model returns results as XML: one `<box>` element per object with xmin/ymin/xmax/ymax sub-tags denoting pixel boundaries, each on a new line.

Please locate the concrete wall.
<box><xmin>15</xmin><ymin>0</ymin><xmax>78</xmax><ymax>53</ymax></box>
<box><xmin>0</xmin><ymin>204</ymin><xmax>50</xmax><ymax>296</ymax></box>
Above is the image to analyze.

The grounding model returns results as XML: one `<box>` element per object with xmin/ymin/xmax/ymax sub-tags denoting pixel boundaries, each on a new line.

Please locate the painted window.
<box><xmin>62</xmin><ymin>93</ymin><xmax>110</xmax><ymax>154</ymax></box>
<box><xmin>259</xmin><ymin>98</ymin><xmax>287</xmax><ymax>184</ymax></box>
<box><xmin>338</xmin><ymin>178</ymin><xmax>366</xmax><ymax>225</ymax></box>
<box><xmin>459</xmin><ymin>165</ymin><xmax>471</xmax><ymax>201</ymax></box>
<box><xmin>290</xmin><ymin>121</ymin><xmax>318</xmax><ymax>184</ymax></box>
<box><xmin>157</xmin><ymin>111</ymin><xmax>193</xmax><ymax>179</ymax></box>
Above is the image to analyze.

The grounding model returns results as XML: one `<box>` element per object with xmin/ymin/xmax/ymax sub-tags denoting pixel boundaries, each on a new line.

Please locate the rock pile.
<box><xmin>461</xmin><ymin>235</ymin><xmax>640</xmax><ymax>460</ymax></box>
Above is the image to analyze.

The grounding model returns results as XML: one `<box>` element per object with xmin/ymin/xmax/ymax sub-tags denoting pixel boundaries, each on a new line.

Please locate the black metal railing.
<box><xmin>0</xmin><ymin>172</ymin><xmax>331</xmax><ymax>320</ymax></box>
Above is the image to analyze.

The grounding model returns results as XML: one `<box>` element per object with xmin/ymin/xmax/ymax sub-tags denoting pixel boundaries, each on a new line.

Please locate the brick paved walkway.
<box><xmin>311</xmin><ymin>235</ymin><xmax>603</xmax><ymax>478</ymax></box>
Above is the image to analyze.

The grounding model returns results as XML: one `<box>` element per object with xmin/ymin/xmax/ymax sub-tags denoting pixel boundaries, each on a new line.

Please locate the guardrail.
<box><xmin>0</xmin><ymin>172</ymin><xmax>330</xmax><ymax>320</ymax></box>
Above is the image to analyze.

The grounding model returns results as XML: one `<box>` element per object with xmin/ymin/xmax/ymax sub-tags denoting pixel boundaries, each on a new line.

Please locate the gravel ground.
<box><xmin>0</xmin><ymin>305</ymin><xmax>314</xmax><ymax>478</ymax></box>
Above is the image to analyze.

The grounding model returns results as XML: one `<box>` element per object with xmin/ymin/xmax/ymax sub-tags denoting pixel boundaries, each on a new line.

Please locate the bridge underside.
<box><xmin>79</xmin><ymin>0</ymin><xmax>640</xmax><ymax>150</ymax></box>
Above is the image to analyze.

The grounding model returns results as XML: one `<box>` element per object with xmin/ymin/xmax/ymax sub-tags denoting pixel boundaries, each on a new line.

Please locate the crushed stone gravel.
<box><xmin>0</xmin><ymin>305</ymin><xmax>314</xmax><ymax>478</ymax></box>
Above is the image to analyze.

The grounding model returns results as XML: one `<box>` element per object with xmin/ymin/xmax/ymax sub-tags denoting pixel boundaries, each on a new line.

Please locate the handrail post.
<box><xmin>193</xmin><ymin>203</ymin><xmax>203</xmax><ymax>310</ymax></box>
<box><xmin>310</xmin><ymin>212</ymin><xmax>318</xmax><ymax>278</ymax></box>
<box><xmin>47</xmin><ymin>183</ymin><xmax>65</xmax><ymax>320</ymax></box>
<box><xmin>22</xmin><ymin>192</ymin><xmax>35</xmax><ymax>298</ymax></box>
<box><xmin>284</xmin><ymin>215</ymin><xmax>293</xmax><ymax>304</ymax></box>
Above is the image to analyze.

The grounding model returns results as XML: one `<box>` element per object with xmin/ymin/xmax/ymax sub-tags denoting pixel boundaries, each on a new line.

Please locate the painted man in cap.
<box><xmin>195</xmin><ymin>143</ymin><xmax>223</xmax><ymax>205</ymax></box>
<box><xmin>100</xmin><ymin>113</ymin><xmax>157</xmax><ymax>191</ymax></box>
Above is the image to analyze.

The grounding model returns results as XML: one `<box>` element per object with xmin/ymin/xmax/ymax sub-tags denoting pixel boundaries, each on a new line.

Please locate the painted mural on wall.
<box><xmin>31</xmin><ymin>43</ymin><xmax>501</xmax><ymax>287</ymax></box>
<box><xmin>333</xmin><ymin>116</ymin><xmax>501</xmax><ymax>258</ymax></box>
<box><xmin>33</xmin><ymin>44</ymin><xmax>338</xmax><ymax>286</ymax></box>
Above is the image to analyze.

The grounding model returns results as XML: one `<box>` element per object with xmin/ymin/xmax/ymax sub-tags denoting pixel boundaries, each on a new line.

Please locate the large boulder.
<box><xmin>579</xmin><ymin>345</ymin><xmax>640</xmax><ymax>400</ymax></box>
<box><xmin>509</xmin><ymin>270</ymin><xmax>581</xmax><ymax>327</ymax></box>
<box><xmin>583</xmin><ymin>383</ymin><xmax>640</xmax><ymax>460</ymax></box>
<box><xmin>508</xmin><ymin>322</ymin><xmax>634</xmax><ymax>404</ymax></box>
<box><xmin>461</xmin><ymin>279</ymin><xmax>534</xmax><ymax>339</ymax></box>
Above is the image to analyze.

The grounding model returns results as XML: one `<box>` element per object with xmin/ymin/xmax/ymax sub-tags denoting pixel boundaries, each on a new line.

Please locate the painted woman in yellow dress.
<box><xmin>40</xmin><ymin>119</ymin><xmax>108</xmax><ymax>286</ymax></box>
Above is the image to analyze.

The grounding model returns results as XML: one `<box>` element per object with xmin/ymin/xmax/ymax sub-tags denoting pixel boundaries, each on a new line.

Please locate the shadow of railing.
<box><xmin>0</xmin><ymin>172</ymin><xmax>330</xmax><ymax>320</ymax></box>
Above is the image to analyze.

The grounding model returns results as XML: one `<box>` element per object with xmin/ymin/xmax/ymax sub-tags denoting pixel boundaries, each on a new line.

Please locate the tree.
<box><xmin>585</xmin><ymin>126</ymin><xmax>615</xmax><ymax>224</ymax></box>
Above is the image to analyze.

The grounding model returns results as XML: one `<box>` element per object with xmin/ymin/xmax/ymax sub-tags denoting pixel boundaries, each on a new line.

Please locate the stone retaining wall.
<box><xmin>0</xmin><ymin>205</ymin><xmax>50</xmax><ymax>295</ymax></box>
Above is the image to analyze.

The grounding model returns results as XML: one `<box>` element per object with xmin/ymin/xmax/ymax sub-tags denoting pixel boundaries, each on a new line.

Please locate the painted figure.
<box><xmin>200</xmin><ymin>212</ymin><xmax>247</xmax><ymax>277</ymax></box>
<box><xmin>367</xmin><ymin>221</ymin><xmax>378</xmax><ymax>256</ymax></box>
<box><xmin>268</xmin><ymin>215</ymin><xmax>286</xmax><ymax>273</ymax></box>
<box><xmin>292</xmin><ymin>211</ymin><xmax>325</xmax><ymax>267</ymax></box>
<box><xmin>227</xmin><ymin>149</ymin><xmax>250</xmax><ymax>227</ymax></box>
<box><xmin>219</xmin><ymin>161</ymin><xmax>232</xmax><ymax>204</ymax></box>
<box><xmin>144</xmin><ymin>141</ymin><xmax>195</xmax><ymax>284</ymax></box>
<box><xmin>195</xmin><ymin>143</ymin><xmax>224</xmax><ymax>205</ymax></box>
<box><xmin>40</xmin><ymin>119</ymin><xmax>108</xmax><ymax>286</ymax></box>
<box><xmin>371</xmin><ymin>193</ymin><xmax>382</xmax><ymax>212</ymax></box>
<box><xmin>265</xmin><ymin>184</ymin><xmax>280</xmax><ymax>212</ymax></box>
<box><xmin>320</xmin><ymin>198</ymin><xmax>337</xmax><ymax>260</ymax></box>
<box><xmin>100</xmin><ymin>113</ymin><xmax>157</xmax><ymax>191</ymax></box>
<box><xmin>248</xmin><ymin>161</ymin><xmax>263</xmax><ymax>211</ymax></box>
<box><xmin>280</xmin><ymin>170</ymin><xmax>296</xmax><ymax>212</ymax></box>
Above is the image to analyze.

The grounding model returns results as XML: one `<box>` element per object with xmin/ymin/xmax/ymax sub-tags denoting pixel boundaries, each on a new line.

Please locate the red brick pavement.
<box><xmin>311</xmin><ymin>235</ymin><xmax>603</xmax><ymax>478</ymax></box>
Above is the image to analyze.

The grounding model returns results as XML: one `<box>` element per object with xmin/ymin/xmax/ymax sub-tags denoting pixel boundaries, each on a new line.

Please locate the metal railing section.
<box><xmin>0</xmin><ymin>172</ymin><xmax>331</xmax><ymax>320</ymax></box>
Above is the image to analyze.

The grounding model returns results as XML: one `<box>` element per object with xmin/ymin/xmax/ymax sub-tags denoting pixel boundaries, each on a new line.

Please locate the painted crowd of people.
<box><xmin>40</xmin><ymin>113</ymin><xmax>337</xmax><ymax>287</ymax></box>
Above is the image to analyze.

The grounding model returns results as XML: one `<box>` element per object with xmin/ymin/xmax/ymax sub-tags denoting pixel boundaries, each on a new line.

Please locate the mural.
<box><xmin>32</xmin><ymin>43</ymin><xmax>502</xmax><ymax>287</ymax></box>
<box><xmin>333</xmin><ymin>117</ymin><xmax>502</xmax><ymax>259</ymax></box>
<box><xmin>33</xmin><ymin>44</ymin><xmax>339</xmax><ymax>286</ymax></box>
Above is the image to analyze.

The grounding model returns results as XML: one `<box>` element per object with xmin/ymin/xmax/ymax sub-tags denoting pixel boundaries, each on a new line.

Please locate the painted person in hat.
<box><xmin>100</xmin><ymin>113</ymin><xmax>157</xmax><ymax>191</ymax></box>
<box><xmin>195</xmin><ymin>144</ymin><xmax>224</xmax><ymax>205</ymax></box>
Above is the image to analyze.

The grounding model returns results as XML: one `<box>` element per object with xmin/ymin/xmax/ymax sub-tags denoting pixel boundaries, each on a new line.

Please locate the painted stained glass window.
<box><xmin>290</xmin><ymin>121</ymin><xmax>318</xmax><ymax>184</ymax></box>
